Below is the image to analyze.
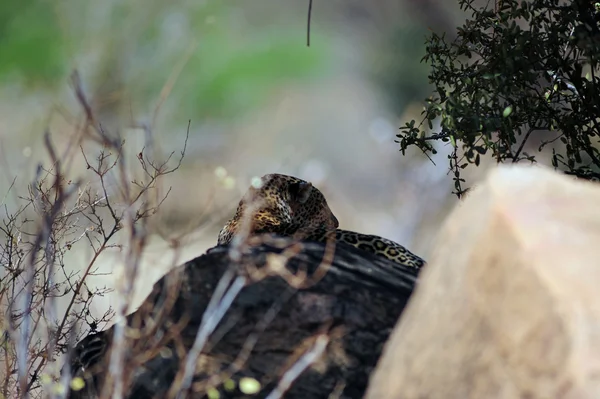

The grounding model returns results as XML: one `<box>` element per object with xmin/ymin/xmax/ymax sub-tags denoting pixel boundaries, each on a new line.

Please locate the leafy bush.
<box><xmin>397</xmin><ymin>0</ymin><xmax>600</xmax><ymax>195</ymax></box>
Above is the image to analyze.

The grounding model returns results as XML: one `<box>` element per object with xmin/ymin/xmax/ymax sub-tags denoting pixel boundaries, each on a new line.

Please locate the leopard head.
<box><xmin>217</xmin><ymin>174</ymin><xmax>339</xmax><ymax>245</ymax></box>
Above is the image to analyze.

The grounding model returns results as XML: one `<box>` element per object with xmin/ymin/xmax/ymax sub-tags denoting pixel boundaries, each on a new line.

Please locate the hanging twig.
<box><xmin>307</xmin><ymin>0</ymin><xmax>313</xmax><ymax>47</ymax></box>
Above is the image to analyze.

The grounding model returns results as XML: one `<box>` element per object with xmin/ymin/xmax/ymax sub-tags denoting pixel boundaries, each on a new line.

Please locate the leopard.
<box><xmin>65</xmin><ymin>174</ymin><xmax>424</xmax><ymax>398</ymax></box>
<box><xmin>218</xmin><ymin>173</ymin><xmax>425</xmax><ymax>269</ymax></box>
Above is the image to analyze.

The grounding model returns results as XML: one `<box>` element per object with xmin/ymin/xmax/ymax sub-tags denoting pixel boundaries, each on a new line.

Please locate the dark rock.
<box><xmin>66</xmin><ymin>238</ymin><xmax>418</xmax><ymax>399</ymax></box>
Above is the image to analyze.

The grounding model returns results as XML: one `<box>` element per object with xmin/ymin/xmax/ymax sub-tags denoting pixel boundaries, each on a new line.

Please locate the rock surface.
<box><xmin>66</xmin><ymin>238</ymin><xmax>418</xmax><ymax>399</ymax></box>
<box><xmin>366</xmin><ymin>165</ymin><xmax>600</xmax><ymax>399</ymax></box>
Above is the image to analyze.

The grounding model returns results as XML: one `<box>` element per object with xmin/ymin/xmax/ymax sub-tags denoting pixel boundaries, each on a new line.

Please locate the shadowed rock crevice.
<box><xmin>67</xmin><ymin>238</ymin><xmax>418</xmax><ymax>399</ymax></box>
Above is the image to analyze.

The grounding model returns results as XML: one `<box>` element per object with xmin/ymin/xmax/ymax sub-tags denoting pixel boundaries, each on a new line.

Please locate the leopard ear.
<box><xmin>332</xmin><ymin>214</ymin><xmax>339</xmax><ymax>228</ymax></box>
<box><xmin>289</xmin><ymin>181</ymin><xmax>313</xmax><ymax>204</ymax></box>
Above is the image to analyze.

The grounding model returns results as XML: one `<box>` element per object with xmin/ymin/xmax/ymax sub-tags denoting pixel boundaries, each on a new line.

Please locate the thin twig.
<box><xmin>307</xmin><ymin>0</ymin><xmax>313</xmax><ymax>47</ymax></box>
<box><xmin>265</xmin><ymin>334</ymin><xmax>329</xmax><ymax>399</ymax></box>
<box><xmin>172</xmin><ymin>272</ymin><xmax>247</xmax><ymax>398</ymax></box>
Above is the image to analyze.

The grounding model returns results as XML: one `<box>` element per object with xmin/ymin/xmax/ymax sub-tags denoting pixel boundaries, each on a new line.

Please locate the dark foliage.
<box><xmin>397</xmin><ymin>0</ymin><xmax>600</xmax><ymax>196</ymax></box>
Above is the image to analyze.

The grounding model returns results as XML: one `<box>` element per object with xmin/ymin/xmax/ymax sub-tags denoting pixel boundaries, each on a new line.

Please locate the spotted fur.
<box><xmin>218</xmin><ymin>173</ymin><xmax>425</xmax><ymax>269</ymax></box>
<box><xmin>218</xmin><ymin>174</ymin><xmax>339</xmax><ymax>245</ymax></box>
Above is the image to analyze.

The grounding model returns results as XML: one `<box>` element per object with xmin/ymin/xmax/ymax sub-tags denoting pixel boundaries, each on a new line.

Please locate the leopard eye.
<box><xmin>289</xmin><ymin>181</ymin><xmax>312</xmax><ymax>204</ymax></box>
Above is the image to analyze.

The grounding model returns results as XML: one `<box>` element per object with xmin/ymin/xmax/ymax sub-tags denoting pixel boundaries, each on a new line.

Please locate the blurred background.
<box><xmin>0</xmin><ymin>1</ymin><xmax>478</xmax><ymax>315</ymax></box>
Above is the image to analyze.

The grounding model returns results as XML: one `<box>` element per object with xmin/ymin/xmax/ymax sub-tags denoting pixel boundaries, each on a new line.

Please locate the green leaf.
<box><xmin>449</xmin><ymin>135</ymin><xmax>456</xmax><ymax>147</ymax></box>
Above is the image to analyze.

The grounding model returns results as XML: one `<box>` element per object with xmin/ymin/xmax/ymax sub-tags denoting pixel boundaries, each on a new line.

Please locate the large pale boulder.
<box><xmin>366</xmin><ymin>165</ymin><xmax>600</xmax><ymax>399</ymax></box>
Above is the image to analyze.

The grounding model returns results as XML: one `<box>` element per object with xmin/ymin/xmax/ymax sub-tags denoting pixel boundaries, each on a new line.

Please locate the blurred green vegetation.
<box><xmin>368</xmin><ymin>24</ymin><xmax>431</xmax><ymax>114</ymax></box>
<box><xmin>0</xmin><ymin>0</ymin><xmax>64</xmax><ymax>84</ymax></box>
<box><xmin>0</xmin><ymin>0</ymin><xmax>331</xmax><ymax>120</ymax></box>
